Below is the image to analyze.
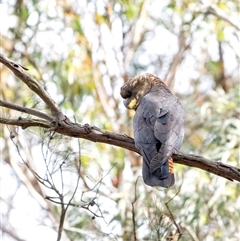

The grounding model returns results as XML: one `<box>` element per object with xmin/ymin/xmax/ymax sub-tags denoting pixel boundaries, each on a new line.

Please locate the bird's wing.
<box><xmin>133</xmin><ymin>92</ymin><xmax>184</xmax><ymax>187</ymax></box>
<box><xmin>151</xmin><ymin>101</ymin><xmax>184</xmax><ymax>173</ymax></box>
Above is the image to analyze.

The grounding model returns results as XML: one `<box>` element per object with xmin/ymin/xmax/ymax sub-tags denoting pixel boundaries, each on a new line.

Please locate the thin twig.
<box><xmin>0</xmin><ymin>226</ymin><xmax>26</xmax><ymax>241</ymax></box>
<box><xmin>131</xmin><ymin>177</ymin><xmax>141</xmax><ymax>241</ymax></box>
<box><xmin>80</xmin><ymin>163</ymin><xmax>117</xmax><ymax>220</ymax></box>
<box><xmin>165</xmin><ymin>186</ymin><xmax>183</xmax><ymax>240</ymax></box>
<box><xmin>203</xmin><ymin>5</ymin><xmax>240</xmax><ymax>31</ymax></box>
<box><xmin>0</xmin><ymin>99</ymin><xmax>54</xmax><ymax>122</ymax></box>
<box><xmin>56</xmin><ymin>195</ymin><xmax>65</xmax><ymax>241</ymax></box>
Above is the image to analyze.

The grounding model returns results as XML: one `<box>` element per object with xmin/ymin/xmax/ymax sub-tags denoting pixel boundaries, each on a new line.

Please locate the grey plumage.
<box><xmin>120</xmin><ymin>73</ymin><xmax>184</xmax><ymax>188</ymax></box>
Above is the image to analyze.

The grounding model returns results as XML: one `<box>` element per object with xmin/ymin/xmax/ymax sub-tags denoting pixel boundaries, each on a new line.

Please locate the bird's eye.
<box><xmin>125</xmin><ymin>90</ymin><xmax>132</xmax><ymax>98</ymax></box>
<box><xmin>121</xmin><ymin>89</ymin><xmax>132</xmax><ymax>99</ymax></box>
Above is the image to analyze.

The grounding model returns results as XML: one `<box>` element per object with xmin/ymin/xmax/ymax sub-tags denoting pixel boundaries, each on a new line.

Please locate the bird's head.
<box><xmin>120</xmin><ymin>73</ymin><xmax>155</xmax><ymax>110</ymax></box>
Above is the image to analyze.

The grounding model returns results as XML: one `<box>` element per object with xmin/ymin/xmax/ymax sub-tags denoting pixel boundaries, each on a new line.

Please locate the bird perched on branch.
<box><xmin>120</xmin><ymin>73</ymin><xmax>184</xmax><ymax>188</ymax></box>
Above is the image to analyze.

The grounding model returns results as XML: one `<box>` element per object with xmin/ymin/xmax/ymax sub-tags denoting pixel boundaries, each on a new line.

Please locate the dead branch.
<box><xmin>1</xmin><ymin>54</ymin><xmax>240</xmax><ymax>183</ymax></box>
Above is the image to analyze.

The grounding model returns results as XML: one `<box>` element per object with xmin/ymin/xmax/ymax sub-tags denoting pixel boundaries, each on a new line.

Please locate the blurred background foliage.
<box><xmin>1</xmin><ymin>0</ymin><xmax>239</xmax><ymax>240</ymax></box>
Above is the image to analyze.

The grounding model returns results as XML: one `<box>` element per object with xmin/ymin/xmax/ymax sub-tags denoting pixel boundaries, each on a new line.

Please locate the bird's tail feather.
<box><xmin>142</xmin><ymin>152</ymin><xmax>175</xmax><ymax>188</ymax></box>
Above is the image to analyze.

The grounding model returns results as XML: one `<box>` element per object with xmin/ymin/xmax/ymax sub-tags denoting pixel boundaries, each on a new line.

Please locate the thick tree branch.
<box><xmin>1</xmin><ymin>54</ymin><xmax>239</xmax><ymax>183</ymax></box>
<box><xmin>1</xmin><ymin>116</ymin><xmax>240</xmax><ymax>183</ymax></box>
<box><xmin>0</xmin><ymin>54</ymin><xmax>64</xmax><ymax>118</ymax></box>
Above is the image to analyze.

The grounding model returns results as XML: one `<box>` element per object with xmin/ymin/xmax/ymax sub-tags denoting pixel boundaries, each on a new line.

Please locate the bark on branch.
<box><xmin>0</xmin><ymin>54</ymin><xmax>64</xmax><ymax>118</ymax></box>
<box><xmin>1</xmin><ymin>54</ymin><xmax>240</xmax><ymax>183</ymax></box>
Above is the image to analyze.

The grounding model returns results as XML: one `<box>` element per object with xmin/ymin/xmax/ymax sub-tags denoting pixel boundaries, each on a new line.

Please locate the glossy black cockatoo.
<box><xmin>120</xmin><ymin>73</ymin><xmax>184</xmax><ymax>188</ymax></box>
